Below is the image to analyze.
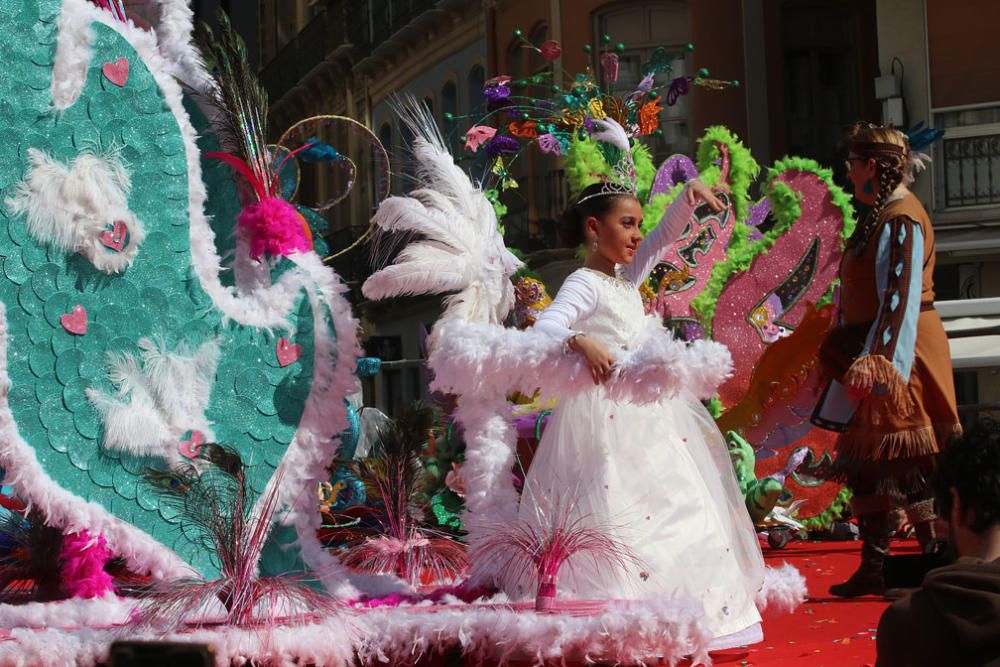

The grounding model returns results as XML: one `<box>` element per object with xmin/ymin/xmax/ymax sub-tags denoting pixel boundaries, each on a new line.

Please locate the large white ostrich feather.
<box><xmin>362</xmin><ymin>99</ymin><xmax>522</xmax><ymax>326</ymax></box>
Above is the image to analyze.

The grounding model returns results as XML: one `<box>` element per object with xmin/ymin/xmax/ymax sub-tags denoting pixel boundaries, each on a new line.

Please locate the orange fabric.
<box><xmin>716</xmin><ymin>303</ymin><xmax>834</xmax><ymax>437</ymax></box>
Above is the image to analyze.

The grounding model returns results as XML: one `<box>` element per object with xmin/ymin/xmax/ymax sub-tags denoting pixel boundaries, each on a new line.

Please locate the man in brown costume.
<box><xmin>876</xmin><ymin>417</ymin><xmax>1000</xmax><ymax>666</ymax></box>
<box><xmin>812</xmin><ymin>123</ymin><xmax>961</xmax><ymax>597</ymax></box>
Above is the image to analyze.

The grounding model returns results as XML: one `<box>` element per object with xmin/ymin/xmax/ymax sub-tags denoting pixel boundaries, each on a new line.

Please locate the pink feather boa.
<box><xmin>237</xmin><ymin>197</ymin><xmax>313</xmax><ymax>261</ymax></box>
<box><xmin>59</xmin><ymin>531</ymin><xmax>116</xmax><ymax>599</ymax></box>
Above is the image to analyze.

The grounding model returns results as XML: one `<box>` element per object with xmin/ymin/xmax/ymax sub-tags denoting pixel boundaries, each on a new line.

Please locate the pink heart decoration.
<box><xmin>60</xmin><ymin>306</ymin><xmax>88</xmax><ymax>336</ymax></box>
<box><xmin>178</xmin><ymin>430</ymin><xmax>204</xmax><ymax>459</ymax></box>
<box><xmin>276</xmin><ymin>337</ymin><xmax>301</xmax><ymax>367</ymax></box>
<box><xmin>100</xmin><ymin>220</ymin><xmax>128</xmax><ymax>252</ymax></box>
<box><xmin>102</xmin><ymin>57</ymin><xmax>130</xmax><ymax>87</ymax></box>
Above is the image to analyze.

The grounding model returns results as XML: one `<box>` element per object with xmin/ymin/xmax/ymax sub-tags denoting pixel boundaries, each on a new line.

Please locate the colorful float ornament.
<box><xmin>198</xmin><ymin>21</ymin><xmax>389</xmax><ymax>262</ymax></box>
<box><xmin>455</xmin><ymin>30</ymin><xmax>739</xmax><ymax>203</ymax></box>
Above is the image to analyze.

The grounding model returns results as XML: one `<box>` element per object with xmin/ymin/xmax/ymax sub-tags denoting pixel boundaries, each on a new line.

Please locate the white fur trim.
<box><xmin>453</xmin><ymin>399</ymin><xmax>520</xmax><ymax>586</ymax></box>
<box><xmin>756</xmin><ymin>563</ymin><xmax>807</xmax><ymax>614</ymax></box>
<box><xmin>0</xmin><ymin>594</ymin><xmax>133</xmax><ymax>630</ymax></box>
<box><xmin>352</xmin><ymin>598</ymin><xmax>711</xmax><ymax>666</ymax></box>
<box><xmin>0</xmin><ymin>616</ymin><xmax>356</xmax><ymax>667</ymax></box>
<box><xmin>428</xmin><ymin>318</ymin><xmax>732</xmax><ymax>405</ymax></box>
<box><xmin>0</xmin><ymin>599</ymin><xmax>708</xmax><ymax>667</ymax></box>
<box><xmin>431</xmin><ymin>317</ymin><xmax>732</xmax><ymax>586</ymax></box>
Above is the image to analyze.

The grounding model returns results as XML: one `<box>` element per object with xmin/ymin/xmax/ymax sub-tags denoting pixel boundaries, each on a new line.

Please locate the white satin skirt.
<box><xmin>511</xmin><ymin>387</ymin><xmax>765</xmax><ymax>647</ymax></box>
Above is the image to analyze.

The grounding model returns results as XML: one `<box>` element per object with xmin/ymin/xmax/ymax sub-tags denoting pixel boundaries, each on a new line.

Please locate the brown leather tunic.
<box><xmin>833</xmin><ymin>193</ymin><xmax>960</xmax><ymax>493</ymax></box>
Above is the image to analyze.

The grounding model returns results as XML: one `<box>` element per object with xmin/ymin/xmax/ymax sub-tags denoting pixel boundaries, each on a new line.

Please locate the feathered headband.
<box><xmin>849</xmin><ymin>122</ymin><xmax>944</xmax><ymax>184</ymax></box>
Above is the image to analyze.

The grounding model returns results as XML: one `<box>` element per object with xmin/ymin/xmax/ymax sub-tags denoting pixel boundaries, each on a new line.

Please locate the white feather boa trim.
<box><xmin>0</xmin><ymin>599</ymin><xmax>708</xmax><ymax>667</ymax></box>
<box><xmin>357</xmin><ymin>598</ymin><xmax>711</xmax><ymax>666</ymax></box>
<box><xmin>0</xmin><ymin>565</ymin><xmax>804</xmax><ymax>666</ymax></box>
<box><xmin>0</xmin><ymin>617</ymin><xmax>357</xmax><ymax>667</ymax></box>
<box><xmin>429</xmin><ymin>317</ymin><xmax>733</xmax><ymax>404</ymax></box>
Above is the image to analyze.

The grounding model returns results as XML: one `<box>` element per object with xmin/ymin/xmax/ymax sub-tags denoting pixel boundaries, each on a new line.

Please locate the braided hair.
<box><xmin>845</xmin><ymin>122</ymin><xmax>910</xmax><ymax>251</ymax></box>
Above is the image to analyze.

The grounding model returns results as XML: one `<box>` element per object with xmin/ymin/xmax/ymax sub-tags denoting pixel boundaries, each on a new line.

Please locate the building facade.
<box><xmin>256</xmin><ymin>0</ymin><xmax>1000</xmax><ymax>418</ymax></box>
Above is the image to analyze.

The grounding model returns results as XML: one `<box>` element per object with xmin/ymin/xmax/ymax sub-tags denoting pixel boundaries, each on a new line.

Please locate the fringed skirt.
<box><xmin>831</xmin><ymin>309</ymin><xmax>961</xmax><ymax>498</ymax></box>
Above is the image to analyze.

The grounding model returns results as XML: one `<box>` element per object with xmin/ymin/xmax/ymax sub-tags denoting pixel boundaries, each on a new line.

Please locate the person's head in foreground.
<box><xmin>876</xmin><ymin>416</ymin><xmax>1000</xmax><ymax>667</ymax></box>
<box><xmin>935</xmin><ymin>416</ymin><xmax>1000</xmax><ymax>558</ymax></box>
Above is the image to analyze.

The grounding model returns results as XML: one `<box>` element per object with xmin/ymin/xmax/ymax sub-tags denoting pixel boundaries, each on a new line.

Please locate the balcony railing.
<box><xmin>939</xmin><ymin>131</ymin><xmax>1000</xmax><ymax>209</ymax></box>
<box><xmin>259</xmin><ymin>1</ymin><xmax>358</xmax><ymax>102</ymax></box>
<box><xmin>259</xmin><ymin>0</ymin><xmax>447</xmax><ymax>101</ymax></box>
<box><xmin>354</xmin><ymin>0</ymin><xmax>441</xmax><ymax>58</ymax></box>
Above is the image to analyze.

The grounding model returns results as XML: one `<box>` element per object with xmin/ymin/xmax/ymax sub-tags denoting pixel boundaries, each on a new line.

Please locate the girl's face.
<box><xmin>586</xmin><ymin>196</ymin><xmax>644</xmax><ymax>265</ymax></box>
<box><xmin>845</xmin><ymin>152</ymin><xmax>878</xmax><ymax>205</ymax></box>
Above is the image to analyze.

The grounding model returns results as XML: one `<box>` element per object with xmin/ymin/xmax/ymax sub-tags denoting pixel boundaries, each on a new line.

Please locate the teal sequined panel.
<box><xmin>0</xmin><ymin>0</ymin><xmax>318</xmax><ymax>577</ymax></box>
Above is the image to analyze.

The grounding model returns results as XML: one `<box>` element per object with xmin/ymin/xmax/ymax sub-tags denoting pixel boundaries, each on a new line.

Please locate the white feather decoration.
<box><xmin>428</xmin><ymin>316</ymin><xmax>732</xmax><ymax>405</ymax></box>
<box><xmin>591</xmin><ymin>117</ymin><xmax>631</xmax><ymax>153</ymax></box>
<box><xmin>4</xmin><ymin>148</ymin><xmax>146</xmax><ymax>274</ymax></box>
<box><xmin>362</xmin><ymin>99</ymin><xmax>522</xmax><ymax>328</ymax></box>
<box><xmin>86</xmin><ymin>338</ymin><xmax>220</xmax><ymax>461</ymax></box>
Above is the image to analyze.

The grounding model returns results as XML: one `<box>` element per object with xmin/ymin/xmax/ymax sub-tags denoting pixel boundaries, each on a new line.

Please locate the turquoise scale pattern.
<box><xmin>0</xmin><ymin>0</ymin><xmax>320</xmax><ymax>578</ymax></box>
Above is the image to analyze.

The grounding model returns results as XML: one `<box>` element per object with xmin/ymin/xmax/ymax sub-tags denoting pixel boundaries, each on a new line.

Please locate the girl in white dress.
<box><xmin>518</xmin><ymin>179</ymin><xmax>767</xmax><ymax>649</ymax></box>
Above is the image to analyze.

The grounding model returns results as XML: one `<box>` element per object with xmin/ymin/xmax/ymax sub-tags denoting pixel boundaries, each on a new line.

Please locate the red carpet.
<box><xmin>707</xmin><ymin>537</ymin><xmax>921</xmax><ymax>667</ymax></box>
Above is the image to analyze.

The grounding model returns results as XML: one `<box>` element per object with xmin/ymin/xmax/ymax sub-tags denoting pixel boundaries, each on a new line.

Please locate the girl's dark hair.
<box><xmin>556</xmin><ymin>183</ymin><xmax>632</xmax><ymax>248</ymax></box>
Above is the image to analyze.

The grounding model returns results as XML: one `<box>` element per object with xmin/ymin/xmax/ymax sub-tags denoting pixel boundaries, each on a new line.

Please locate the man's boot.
<box><xmin>830</xmin><ymin>511</ymin><xmax>889</xmax><ymax>598</ymax></box>
<box><xmin>882</xmin><ymin>499</ymin><xmax>941</xmax><ymax>600</ymax></box>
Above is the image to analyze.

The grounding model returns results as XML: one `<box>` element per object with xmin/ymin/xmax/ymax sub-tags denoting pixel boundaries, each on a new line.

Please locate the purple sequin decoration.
<box><xmin>747</xmin><ymin>198</ymin><xmax>771</xmax><ymax>227</ymax></box>
<box><xmin>484</xmin><ymin>135</ymin><xmax>520</xmax><ymax>157</ymax></box>
<box><xmin>484</xmin><ymin>84</ymin><xmax>511</xmax><ymax>102</ymax></box>
<box><xmin>538</xmin><ymin>133</ymin><xmax>563</xmax><ymax>156</ymax></box>
<box><xmin>743</xmin><ymin>198</ymin><xmax>771</xmax><ymax>242</ymax></box>
<box><xmin>649</xmin><ymin>155</ymin><xmax>699</xmax><ymax>198</ymax></box>
<box><xmin>583</xmin><ymin>115</ymin><xmax>595</xmax><ymax>136</ymax></box>
<box><xmin>665</xmin><ymin>76</ymin><xmax>690</xmax><ymax>106</ymax></box>
<box><xmin>670</xmin><ymin>318</ymin><xmax>705</xmax><ymax>342</ymax></box>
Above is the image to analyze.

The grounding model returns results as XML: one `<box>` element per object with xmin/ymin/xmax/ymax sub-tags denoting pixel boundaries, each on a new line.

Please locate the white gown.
<box><xmin>516</xmin><ymin>191</ymin><xmax>766</xmax><ymax>648</ymax></box>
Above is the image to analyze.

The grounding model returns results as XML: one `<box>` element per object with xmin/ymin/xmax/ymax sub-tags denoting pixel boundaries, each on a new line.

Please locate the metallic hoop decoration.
<box><xmin>265</xmin><ymin>144</ymin><xmax>301</xmax><ymax>203</ymax></box>
<box><xmin>275</xmin><ymin>115</ymin><xmax>392</xmax><ymax>260</ymax></box>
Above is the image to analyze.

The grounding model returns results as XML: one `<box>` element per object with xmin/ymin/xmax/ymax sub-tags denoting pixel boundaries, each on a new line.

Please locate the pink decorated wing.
<box><xmin>647</xmin><ymin>190</ymin><xmax>735</xmax><ymax>327</ymax></box>
<box><xmin>712</xmin><ymin>169</ymin><xmax>845</xmax><ymax>406</ymax></box>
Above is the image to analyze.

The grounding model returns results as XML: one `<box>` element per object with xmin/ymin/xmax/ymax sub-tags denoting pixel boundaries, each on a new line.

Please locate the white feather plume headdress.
<box><xmin>362</xmin><ymin>98</ymin><xmax>523</xmax><ymax>329</ymax></box>
<box><xmin>576</xmin><ymin>118</ymin><xmax>639</xmax><ymax>205</ymax></box>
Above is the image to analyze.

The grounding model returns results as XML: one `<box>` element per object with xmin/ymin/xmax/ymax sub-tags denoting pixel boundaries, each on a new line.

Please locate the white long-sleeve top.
<box><xmin>533</xmin><ymin>189</ymin><xmax>698</xmax><ymax>344</ymax></box>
